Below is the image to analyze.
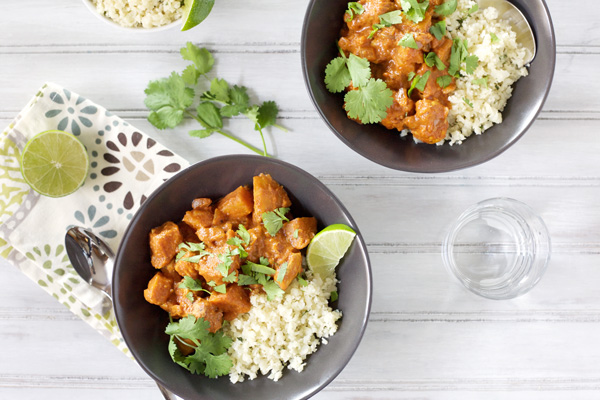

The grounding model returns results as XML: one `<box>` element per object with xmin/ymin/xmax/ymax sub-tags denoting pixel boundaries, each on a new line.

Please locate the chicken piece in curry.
<box><xmin>144</xmin><ymin>174</ymin><xmax>317</xmax><ymax>336</ymax></box>
<box><xmin>339</xmin><ymin>0</ymin><xmax>456</xmax><ymax>144</ymax></box>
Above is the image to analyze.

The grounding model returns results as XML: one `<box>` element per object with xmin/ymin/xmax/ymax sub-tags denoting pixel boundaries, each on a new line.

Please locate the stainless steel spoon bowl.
<box><xmin>65</xmin><ymin>226</ymin><xmax>182</xmax><ymax>400</ymax></box>
<box><xmin>479</xmin><ymin>0</ymin><xmax>536</xmax><ymax>63</ymax></box>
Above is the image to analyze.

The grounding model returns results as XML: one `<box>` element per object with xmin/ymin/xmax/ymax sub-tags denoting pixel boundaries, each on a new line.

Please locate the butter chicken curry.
<box><xmin>339</xmin><ymin>0</ymin><xmax>456</xmax><ymax>144</ymax></box>
<box><xmin>144</xmin><ymin>174</ymin><xmax>317</xmax><ymax>335</ymax></box>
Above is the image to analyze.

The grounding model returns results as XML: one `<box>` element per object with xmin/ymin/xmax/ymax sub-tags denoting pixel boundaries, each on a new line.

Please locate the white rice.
<box><xmin>442</xmin><ymin>0</ymin><xmax>531</xmax><ymax>145</ymax></box>
<box><xmin>91</xmin><ymin>0</ymin><xmax>183</xmax><ymax>28</ymax></box>
<box><xmin>223</xmin><ymin>271</ymin><xmax>342</xmax><ymax>383</ymax></box>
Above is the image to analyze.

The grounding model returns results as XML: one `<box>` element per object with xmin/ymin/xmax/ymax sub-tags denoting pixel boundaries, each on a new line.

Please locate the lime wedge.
<box><xmin>20</xmin><ymin>130</ymin><xmax>89</xmax><ymax>198</ymax></box>
<box><xmin>181</xmin><ymin>0</ymin><xmax>215</xmax><ymax>31</ymax></box>
<box><xmin>307</xmin><ymin>224</ymin><xmax>356</xmax><ymax>278</ymax></box>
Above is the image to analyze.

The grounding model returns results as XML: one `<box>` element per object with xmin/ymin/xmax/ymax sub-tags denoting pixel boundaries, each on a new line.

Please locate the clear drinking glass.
<box><xmin>442</xmin><ymin>198</ymin><xmax>551</xmax><ymax>300</ymax></box>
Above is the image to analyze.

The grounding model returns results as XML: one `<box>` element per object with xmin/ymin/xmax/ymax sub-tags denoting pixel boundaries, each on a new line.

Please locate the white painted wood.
<box><xmin>2</xmin><ymin>0</ymin><xmax>600</xmax><ymax>398</ymax></box>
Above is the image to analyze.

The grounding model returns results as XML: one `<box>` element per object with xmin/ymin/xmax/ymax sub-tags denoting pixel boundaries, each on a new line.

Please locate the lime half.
<box><xmin>20</xmin><ymin>130</ymin><xmax>89</xmax><ymax>197</ymax></box>
<box><xmin>181</xmin><ymin>0</ymin><xmax>215</xmax><ymax>31</ymax></box>
<box><xmin>307</xmin><ymin>224</ymin><xmax>356</xmax><ymax>278</ymax></box>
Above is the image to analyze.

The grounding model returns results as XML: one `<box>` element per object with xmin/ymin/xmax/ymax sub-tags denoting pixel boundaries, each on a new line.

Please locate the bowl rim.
<box><xmin>113</xmin><ymin>154</ymin><xmax>373</xmax><ymax>399</ymax></box>
<box><xmin>300</xmin><ymin>0</ymin><xmax>557</xmax><ymax>173</ymax></box>
<box><xmin>80</xmin><ymin>0</ymin><xmax>182</xmax><ymax>32</ymax></box>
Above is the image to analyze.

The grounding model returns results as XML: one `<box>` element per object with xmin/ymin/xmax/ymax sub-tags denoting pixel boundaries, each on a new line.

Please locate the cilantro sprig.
<box><xmin>448</xmin><ymin>38</ymin><xmax>479</xmax><ymax>78</ymax></box>
<box><xmin>400</xmin><ymin>0</ymin><xmax>429</xmax><ymax>24</ymax></box>
<box><xmin>261</xmin><ymin>207</ymin><xmax>290</xmax><ymax>236</ymax></box>
<box><xmin>144</xmin><ymin>42</ymin><xmax>286</xmax><ymax>157</ymax></box>
<box><xmin>166</xmin><ymin>316</ymin><xmax>233</xmax><ymax>378</ymax></box>
<box><xmin>369</xmin><ymin>10</ymin><xmax>403</xmax><ymax>39</ymax></box>
<box><xmin>239</xmin><ymin>257</ymin><xmax>284</xmax><ymax>300</ymax></box>
<box><xmin>346</xmin><ymin>2</ymin><xmax>364</xmax><ymax>21</ymax></box>
<box><xmin>324</xmin><ymin>48</ymin><xmax>393</xmax><ymax>124</ymax></box>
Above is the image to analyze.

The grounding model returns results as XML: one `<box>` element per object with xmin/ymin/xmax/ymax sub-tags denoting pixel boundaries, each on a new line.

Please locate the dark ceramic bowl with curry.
<box><xmin>112</xmin><ymin>155</ymin><xmax>372</xmax><ymax>400</ymax></box>
<box><xmin>301</xmin><ymin>0</ymin><xmax>556</xmax><ymax>173</ymax></box>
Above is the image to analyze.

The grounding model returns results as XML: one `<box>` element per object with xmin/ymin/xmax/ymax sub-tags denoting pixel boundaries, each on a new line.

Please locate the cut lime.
<box><xmin>20</xmin><ymin>130</ymin><xmax>89</xmax><ymax>198</ymax></box>
<box><xmin>181</xmin><ymin>0</ymin><xmax>215</xmax><ymax>31</ymax></box>
<box><xmin>307</xmin><ymin>224</ymin><xmax>356</xmax><ymax>278</ymax></box>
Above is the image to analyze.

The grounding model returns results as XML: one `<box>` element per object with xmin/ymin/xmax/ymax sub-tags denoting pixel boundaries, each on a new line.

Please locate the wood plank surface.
<box><xmin>2</xmin><ymin>0</ymin><xmax>599</xmax><ymax>399</ymax></box>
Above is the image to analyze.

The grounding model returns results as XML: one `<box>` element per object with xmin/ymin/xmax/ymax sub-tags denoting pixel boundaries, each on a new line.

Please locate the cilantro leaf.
<box><xmin>429</xmin><ymin>20</ymin><xmax>446</xmax><ymax>40</ymax></box>
<box><xmin>369</xmin><ymin>10</ymin><xmax>403</xmax><ymax>38</ymax></box>
<box><xmin>179</xmin><ymin>276</ymin><xmax>206</xmax><ymax>292</ymax></box>
<box><xmin>256</xmin><ymin>101</ymin><xmax>280</xmax><ymax>130</ymax></box>
<box><xmin>166</xmin><ymin>315</ymin><xmax>210</xmax><ymax>341</ymax></box>
<box><xmin>424</xmin><ymin>52</ymin><xmax>446</xmax><ymax>70</ymax></box>
<box><xmin>465</xmin><ymin>55</ymin><xmax>479</xmax><ymax>74</ymax></box>
<box><xmin>220</xmin><ymin>85</ymin><xmax>250</xmax><ymax>117</ymax></box>
<box><xmin>401</xmin><ymin>0</ymin><xmax>429</xmax><ymax>24</ymax></box>
<box><xmin>262</xmin><ymin>280</ymin><xmax>285</xmax><ymax>301</ymax></box>
<box><xmin>222</xmin><ymin>271</ymin><xmax>238</xmax><ymax>283</ymax></box>
<box><xmin>275</xmin><ymin>262</ymin><xmax>288</xmax><ymax>284</ymax></box>
<box><xmin>408</xmin><ymin>71</ymin><xmax>431</xmax><ymax>96</ymax></box>
<box><xmin>330</xmin><ymin>291</ymin><xmax>339</xmax><ymax>302</ymax></box>
<box><xmin>346</xmin><ymin>2</ymin><xmax>364</xmax><ymax>20</ymax></box>
<box><xmin>344</xmin><ymin>78</ymin><xmax>393</xmax><ymax>124</ymax></box>
<box><xmin>468</xmin><ymin>4</ymin><xmax>479</xmax><ymax>14</ymax></box>
<box><xmin>325</xmin><ymin>57</ymin><xmax>352</xmax><ymax>93</ymax></box>
<box><xmin>463</xmin><ymin>97</ymin><xmax>474</xmax><ymax>108</ymax></box>
<box><xmin>293</xmin><ymin>229</ymin><xmax>299</xmax><ymax>239</ymax></box>
<box><xmin>260</xmin><ymin>257</ymin><xmax>270</xmax><ymax>266</ymax></box>
<box><xmin>189</xmin><ymin>129</ymin><xmax>214</xmax><ymax>139</ymax></box>
<box><xmin>144</xmin><ymin>72</ymin><xmax>194</xmax><ymax>129</ymax></box>
<box><xmin>297</xmin><ymin>275</ymin><xmax>308</xmax><ymax>287</ymax></box>
<box><xmin>168</xmin><ymin>336</ymin><xmax>189</xmax><ymax>369</ymax></box>
<box><xmin>237</xmin><ymin>274</ymin><xmax>258</xmax><ymax>285</ymax></box>
<box><xmin>347</xmin><ymin>53</ymin><xmax>371</xmax><ymax>88</ymax></box>
<box><xmin>201</xmin><ymin>78</ymin><xmax>230</xmax><ymax>103</ymax></box>
<box><xmin>186</xmin><ymin>292</ymin><xmax>194</xmax><ymax>302</ymax></box>
<box><xmin>434</xmin><ymin>0</ymin><xmax>457</xmax><ymax>16</ymax></box>
<box><xmin>398</xmin><ymin>33</ymin><xmax>419</xmax><ymax>49</ymax></box>
<box><xmin>262</xmin><ymin>207</ymin><xmax>290</xmax><ymax>236</ymax></box>
<box><xmin>182</xmin><ymin>64</ymin><xmax>201</xmax><ymax>86</ymax></box>
<box><xmin>236</xmin><ymin>224</ymin><xmax>251</xmax><ymax>245</ymax></box>
<box><xmin>490</xmin><ymin>33</ymin><xmax>499</xmax><ymax>43</ymax></box>
<box><xmin>437</xmin><ymin>75</ymin><xmax>453</xmax><ymax>89</ymax></box>
<box><xmin>473</xmin><ymin>77</ymin><xmax>488</xmax><ymax>88</ymax></box>
<box><xmin>246</xmin><ymin>260</ymin><xmax>277</xmax><ymax>275</ymax></box>
<box><xmin>180</xmin><ymin>42</ymin><xmax>214</xmax><ymax>75</ymax></box>
<box><xmin>213</xmin><ymin>284</ymin><xmax>227</xmax><ymax>293</ymax></box>
<box><xmin>196</xmin><ymin>102</ymin><xmax>223</xmax><ymax>130</ymax></box>
<box><xmin>448</xmin><ymin>38</ymin><xmax>468</xmax><ymax>77</ymax></box>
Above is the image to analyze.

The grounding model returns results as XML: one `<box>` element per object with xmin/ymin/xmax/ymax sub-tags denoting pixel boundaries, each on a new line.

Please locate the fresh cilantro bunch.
<box><xmin>144</xmin><ymin>42</ymin><xmax>286</xmax><ymax>157</ymax></box>
<box><xmin>167</xmin><ymin>316</ymin><xmax>233</xmax><ymax>378</ymax></box>
<box><xmin>324</xmin><ymin>49</ymin><xmax>393</xmax><ymax>124</ymax></box>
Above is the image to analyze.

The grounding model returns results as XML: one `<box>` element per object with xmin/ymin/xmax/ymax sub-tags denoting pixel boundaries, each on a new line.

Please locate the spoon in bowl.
<box><xmin>64</xmin><ymin>226</ymin><xmax>182</xmax><ymax>400</ymax></box>
<box><xmin>478</xmin><ymin>0</ymin><xmax>536</xmax><ymax>63</ymax></box>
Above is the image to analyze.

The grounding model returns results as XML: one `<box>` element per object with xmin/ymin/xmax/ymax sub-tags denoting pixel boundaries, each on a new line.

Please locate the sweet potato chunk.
<box><xmin>144</xmin><ymin>272</ymin><xmax>174</xmax><ymax>305</ymax></box>
<box><xmin>283</xmin><ymin>217</ymin><xmax>317</xmax><ymax>250</ymax></box>
<box><xmin>191</xmin><ymin>299</ymin><xmax>224</xmax><ymax>333</ymax></box>
<box><xmin>217</xmin><ymin>186</ymin><xmax>253</xmax><ymax>219</ymax></box>
<box><xmin>196</xmin><ymin>226</ymin><xmax>228</xmax><ymax>247</ymax></box>
<box><xmin>192</xmin><ymin>197</ymin><xmax>212</xmax><ymax>210</ymax></box>
<box><xmin>196</xmin><ymin>247</ymin><xmax>240</xmax><ymax>286</ymax></box>
<box><xmin>183</xmin><ymin>208</ymin><xmax>214</xmax><ymax>230</ymax></box>
<box><xmin>160</xmin><ymin>260</ymin><xmax>182</xmax><ymax>281</ymax></box>
<box><xmin>174</xmin><ymin>253</ymin><xmax>201</xmax><ymax>280</ymax></box>
<box><xmin>274</xmin><ymin>252</ymin><xmax>303</xmax><ymax>291</ymax></box>
<box><xmin>252</xmin><ymin>174</ymin><xmax>291</xmax><ymax>224</ymax></box>
<box><xmin>149</xmin><ymin>221</ymin><xmax>183</xmax><ymax>268</ymax></box>
<box><xmin>209</xmin><ymin>284</ymin><xmax>251</xmax><ymax>321</ymax></box>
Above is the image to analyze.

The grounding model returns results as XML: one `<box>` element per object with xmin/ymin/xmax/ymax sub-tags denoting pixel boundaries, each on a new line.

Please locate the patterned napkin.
<box><xmin>0</xmin><ymin>83</ymin><xmax>189</xmax><ymax>355</ymax></box>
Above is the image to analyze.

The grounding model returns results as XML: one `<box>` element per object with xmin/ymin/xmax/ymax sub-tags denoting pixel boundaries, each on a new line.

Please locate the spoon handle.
<box><xmin>157</xmin><ymin>382</ymin><xmax>184</xmax><ymax>400</ymax></box>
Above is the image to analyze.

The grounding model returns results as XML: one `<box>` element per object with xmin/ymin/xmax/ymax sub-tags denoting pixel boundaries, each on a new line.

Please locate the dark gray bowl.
<box><xmin>113</xmin><ymin>155</ymin><xmax>372</xmax><ymax>400</ymax></box>
<box><xmin>301</xmin><ymin>0</ymin><xmax>556</xmax><ymax>173</ymax></box>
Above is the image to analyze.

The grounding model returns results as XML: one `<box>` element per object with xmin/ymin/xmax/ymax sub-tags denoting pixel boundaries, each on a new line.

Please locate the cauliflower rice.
<box><xmin>91</xmin><ymin>0</ymin><xmax>183</xmax><ymax>29</ymax></box>
<box><xmin>443</xmin><ymin>0</ymin><xmax>531</xmax><ymax>145</ymax></box>
<box><xmin>223</xmin><ymin>271</ymin><xmax>342</xmax><ymax>383</ymax></box>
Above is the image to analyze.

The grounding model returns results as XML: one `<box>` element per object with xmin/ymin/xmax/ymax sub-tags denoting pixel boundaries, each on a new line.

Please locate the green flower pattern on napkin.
<box><xmin>0</xmin><ymin>83</ymin><xmax>189</xmax><ymax>358</ymax></box>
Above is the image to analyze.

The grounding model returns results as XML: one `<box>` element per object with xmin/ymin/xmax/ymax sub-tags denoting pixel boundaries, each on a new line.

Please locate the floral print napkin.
<box><xmin>0</xmin><ymin>83</ymin><xmax>189</xmax><ymax>356</ymax></box>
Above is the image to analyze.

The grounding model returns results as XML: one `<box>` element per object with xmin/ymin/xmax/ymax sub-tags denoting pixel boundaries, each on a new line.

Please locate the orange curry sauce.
<box><xmin>339</xmin><ymin>0</ymin><xmax>455</xmax><ymax>143</ymax></box>
<box><xmin>144</xmin><ymin>174</ymin><xmax>317</xmax><ymax>339</ymax></box>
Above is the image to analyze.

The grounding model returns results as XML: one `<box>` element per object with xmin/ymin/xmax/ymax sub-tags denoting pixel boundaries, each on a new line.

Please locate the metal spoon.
<box><xmin>478</xmin><ymin>0</ymin><xmax>536</xmax><ymax>63</ymax></box>
<box><xmin>65</xmin><ymin>226</ymin><xmax>183</xmax><ymax>400</ymax></box>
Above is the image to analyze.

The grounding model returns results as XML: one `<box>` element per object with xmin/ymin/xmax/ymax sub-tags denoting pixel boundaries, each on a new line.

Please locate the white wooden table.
<box><xmin>2</xmin><ymin>1</ymin><xmax>599</xmax><ymax>399</ymax></box>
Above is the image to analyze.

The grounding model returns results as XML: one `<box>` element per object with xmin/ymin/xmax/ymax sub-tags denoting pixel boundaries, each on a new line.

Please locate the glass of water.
<box><xmin>442</xmin><ymin>198</ymin><xmax>551</xmax><ymax>300</ymax></box>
